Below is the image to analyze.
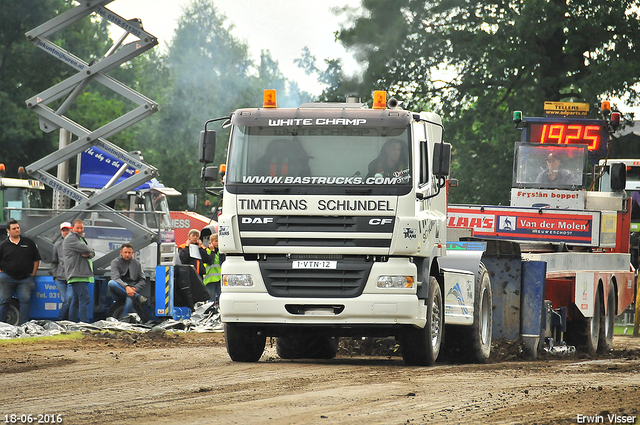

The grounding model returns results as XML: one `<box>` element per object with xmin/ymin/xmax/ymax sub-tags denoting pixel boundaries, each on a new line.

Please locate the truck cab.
<box><xmin>0</xmin><ymin>164</ymin><xmax>44</xmax><ymax>241</ymax></box>
<box><xmin>201</xmin><ymin>90</ymin><xmax>492</xmax><ymax>365</ymax></box>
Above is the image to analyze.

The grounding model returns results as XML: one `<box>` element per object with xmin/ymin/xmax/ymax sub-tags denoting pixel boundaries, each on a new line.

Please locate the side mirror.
<box><xmin>202</xmin><ymin>166</ymin><xmax>219</xmax><ymax>182</ymax></box>
<box><xmin>432</xmin><ymin>142</ymin><xmax>451</xmax><ymax>177</ymax></box>
<box><xmin>610</xmin><ymin>162</ymin><xmax>627</xmax><ymax>191</ymax></box>
<box><xmin>199</xmin><ymin>130</ymin><xmax>216</xmax><ymax>163</ymax></box>
<box><xmin>187</xmin><ymin>193</ymin><xmax>198</xmax><ymax>210</ymax></box>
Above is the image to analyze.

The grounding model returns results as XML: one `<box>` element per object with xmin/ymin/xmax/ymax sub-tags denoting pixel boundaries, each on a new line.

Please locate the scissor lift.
<box><xmin>23</xmin><ymin>0</ymin><xmax>161</xmax><ymax>269</ymax></box>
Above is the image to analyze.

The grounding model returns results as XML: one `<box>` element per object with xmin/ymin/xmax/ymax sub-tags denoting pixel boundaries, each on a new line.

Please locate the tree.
<box><xmin>0</xmin><ymin>0</ymin><xmax>112</xmax><ymax>177</ymax></box>
<box><xmin>338</xmin><ymin>0</ymin><xmax>640</xmax><ymax>204</ymax></box>
<box><xmin>295</xmin><ymin>47</ymin><xmax>347</xmax><ymax>102</ymax></box>
<box><xmin>140</xmin><ymin>0</ymin><xmax>314</xmax><ymax>213</ymax></box>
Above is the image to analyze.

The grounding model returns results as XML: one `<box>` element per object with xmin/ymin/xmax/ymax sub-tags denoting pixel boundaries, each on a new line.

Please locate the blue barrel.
<box><xmin>29</xmin><ymin>276</ymin><xmax>96</xmax><ymax>321</ymax></box>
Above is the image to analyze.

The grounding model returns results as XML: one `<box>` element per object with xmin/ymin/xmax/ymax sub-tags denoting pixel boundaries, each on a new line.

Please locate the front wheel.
<box><xmin>400</xmin><ymin>276</ymin><xmax>443</xmax><ymax>366</ymax></box>
<box><xmin>468</xmin><ymin>264</ymin><xmax>492</xmax><ymax>363</ymax></box>
<box><xmin>225</xmin><ymin>324</ymin><xmax>266</xmax><ymax>362</ymax></box>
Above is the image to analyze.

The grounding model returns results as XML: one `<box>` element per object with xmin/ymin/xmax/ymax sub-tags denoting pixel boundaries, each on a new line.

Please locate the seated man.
<box><xmin>108</xmin><ymin>243</ymin><xmax>147</xmax><ymax>318</ymax></box>
<box><xmin>535</xmin><ymin>153</ymin><xmax>575</xmax><ymax>186</ymax></box>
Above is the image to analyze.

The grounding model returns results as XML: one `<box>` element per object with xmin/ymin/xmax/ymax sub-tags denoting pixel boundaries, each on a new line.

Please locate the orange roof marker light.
<box><xmin>263</xmin><ymin>89</ymin><xmax>277</xmax><ymax>108</ymax></box>
<box><xmin>600</xmin><ymin>100</ymin><xmax>611</xmax><ymax>114</ymax></box>
<box><xmin>372</xmin><ymin>90</ymin><xmax>387</xmax><ymax>109</ymax></box>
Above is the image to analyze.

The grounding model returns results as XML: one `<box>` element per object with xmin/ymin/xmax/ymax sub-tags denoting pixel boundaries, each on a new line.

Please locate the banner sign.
<box><xmin>448</xmin><ymin>205</ymin><xmax>600</xmax><ymax>246</ymax></box>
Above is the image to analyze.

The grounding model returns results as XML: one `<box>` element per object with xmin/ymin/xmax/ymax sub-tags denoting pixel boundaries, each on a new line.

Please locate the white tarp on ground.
<box><xmin>0</xmin><ymin>301</ymin><xmax>223</xmax><ymax>339</ymax></box>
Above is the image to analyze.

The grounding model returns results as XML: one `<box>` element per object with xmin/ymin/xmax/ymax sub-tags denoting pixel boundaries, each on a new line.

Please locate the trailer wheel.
<box><xmin>225</xmin><ymin>324</ymin><xmax>266</xmax><ymax>362</ymax></box>
<box><xmin>568</xmin><ymin>287</ymin><xmax>603</xmax><ymax>354</ymax></box>
<box><xmin>468</xmin><ymin>264</ymin><xmax>492</xmax><ymax>363</ymax></box>
<box><xmin>598</xmin><ymin>283</ymin><xmax>616</xmax><ymax>352</ymax></box>
<box><xmin>400</xmin><ymin>276</ymin><xmax>443</xmax><ymax>366</ymax></box>
<box><xmin>585</xmin><ymin>288</ymin><xmax>604</xmax><ymax>354</ymax></box>
<box><xmin>5</xmin><ymin>299</ymin><xmax>20</xmax><ymax>326</ymax></box>
<box><xmin>107</xmin><ymin>300</ymin><xmax>149</xmax><ymax>323</ymax></box>
<box><xmin>276</xmin><ymin>335</ymin><xmax>338</xmax><ymax>360</ymax></box>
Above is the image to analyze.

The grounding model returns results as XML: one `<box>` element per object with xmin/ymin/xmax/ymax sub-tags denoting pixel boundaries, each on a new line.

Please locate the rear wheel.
<box><xmin>598</xmin><ymin>283</ymin><xmax>615</xmax><ymax>353</ymax></box>
<box><xmin>567</xmin><ymin>287</ymin><xmax>602</xmax><ymax>354</ymax></box>
<box><xmin>586</xmin><ymin>288</ymin><xmax>603</xmax><ymax>354</ymax></box>
<box><xmin>276</xmin><ymin>335</ymin><xmax>338</xmax><ymax>360</ymax></box>
<box><xmin>400</xmin><ymin>276</ymin><xmax>443</xmax><ymax>366</ymax></box>
<box><xmin>225</xmin><ymin>324</ymin><xmax>266</xmax><ymax>362</ymax></box>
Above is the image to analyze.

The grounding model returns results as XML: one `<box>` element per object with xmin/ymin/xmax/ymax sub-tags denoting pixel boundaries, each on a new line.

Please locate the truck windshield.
<box><xmin>226</xmin><ymin>125</ymin><xmax>411</xmax><ymax>188</ymax></box>
<box><xmin>512</xmin><ymin>143</ymin><xmax>587</xmax><ymax>190</ymax></box>
<box><xmin>145</xmin><ymin>191</ymin><xmax>171</xmax><ymax>229</ymax></box>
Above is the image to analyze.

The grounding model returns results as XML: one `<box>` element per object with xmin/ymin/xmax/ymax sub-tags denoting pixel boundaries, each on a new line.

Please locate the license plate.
<box><xmin>292</xmin><ymin>260</ymin><xmax>337</xmax><ymax>269</ymax></box>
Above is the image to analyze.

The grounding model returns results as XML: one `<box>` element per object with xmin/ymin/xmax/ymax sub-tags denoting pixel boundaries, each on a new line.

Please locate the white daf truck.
<box><xmin>198</xmin><ymin>90</ymin><xmax>492</xmax><ymax>365</ymax></box>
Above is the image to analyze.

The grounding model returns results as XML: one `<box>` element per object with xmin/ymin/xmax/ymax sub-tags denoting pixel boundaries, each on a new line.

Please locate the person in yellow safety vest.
<box><xmin>203</xmin><ymin>233</ymin><xmax>224</xmax><ymax>304</ymax></box>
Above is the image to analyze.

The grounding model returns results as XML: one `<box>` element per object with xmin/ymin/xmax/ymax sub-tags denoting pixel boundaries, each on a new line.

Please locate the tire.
<box><xmin>585</xmin><ymin>287</ymin><xmax>603</xmax><ymax>354</ymax></box>
<box><xmin>400</xmin><ymin>276</ymin><xmax>443</xmax><ymax>366</ymax></box>
<box><xmin>276</xmin><ymin>335</ymin><xmax>339</xmax><ymax>360</ymax></box>
<box><xmin>107</xmin><ymin>299</ymin><xmax>149</xmax><ymax>323</ymax></box>
<box><xmin>5</xmin><ymin>299</ymin><xmax>20</xmax><ymax>326</ymax></box>
<box><xmin>567</xmin><ymin>286</ymin><xmax>602</xmax><ymax>354</ymax></box>
<box><xmin>598</xmin><ymin>283</ymin><xmax>615</xmax><ymax>353</ymax></box>
<box><xmin>467</xmin><ymin>264</ymin><xmax>492</xmax><ymax>363</ymax></box>
<box><xmin>225</xmin><ymin>324</ymin><xmax>266</xmax><ymax>362</ymax></box>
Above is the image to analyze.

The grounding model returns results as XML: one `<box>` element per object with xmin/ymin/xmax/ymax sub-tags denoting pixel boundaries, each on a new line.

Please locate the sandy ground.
<box><xmin>1</xmin><ymin>332</ymin><xmax>639</xmax><ymax>425</ymax></box>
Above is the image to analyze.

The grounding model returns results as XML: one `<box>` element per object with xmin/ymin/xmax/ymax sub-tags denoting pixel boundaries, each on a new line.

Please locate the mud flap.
<box><xmin>520</xmin><ymin>260</ymin><xmax>547</xmax><ymax>358</ymax></box>
<box><xmin>481</xmin><ymin>240</ymin><xmax>522</xmax><ymax>341</ymax></box>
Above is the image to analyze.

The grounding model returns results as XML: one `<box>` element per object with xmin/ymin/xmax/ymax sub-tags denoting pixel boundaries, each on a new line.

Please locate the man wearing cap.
<box><xmin>50</xmin><ymin>222</ymin><xmax>73</xmax><ymax>320</ymax></box>
<box><xmin>536</xmin><ymin>152</ymin><xmax>575</xmax><ymax>186</ymax></box>
<box><xmin>0</xmin><ymin>219</ymin><xmax>41</xmax><ymax>325</ymax></box>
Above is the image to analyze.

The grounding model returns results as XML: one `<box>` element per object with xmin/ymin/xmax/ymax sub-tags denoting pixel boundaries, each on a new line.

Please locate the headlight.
<box><xmin>223</xmin><ymin>274</ymin><xmax>254</xmax><ymax>287</ymax></box>
<box><xmin>377</xmin><ymin>275</ymin><xmax>414</xmax><ymax>289</ymax></box>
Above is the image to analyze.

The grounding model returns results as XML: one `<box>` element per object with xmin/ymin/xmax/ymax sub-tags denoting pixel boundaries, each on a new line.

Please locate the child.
<box><xmin>203</xmin><ymin>233</ymin><xmax>224</xmax><ymax>305</ymax></box>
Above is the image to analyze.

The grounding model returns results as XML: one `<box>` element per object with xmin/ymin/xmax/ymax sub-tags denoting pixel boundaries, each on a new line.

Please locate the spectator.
<box><xmin>178</xmin><ymin>229</ymin><xmax>212</xmax><ymax>280</ymax></box>
<box><xmin>63</xmin><ymin>219</ymin><xmax>94</xmax><ymax>323</ymax></box>
<box><xmin>108</xmin><ymin>243</ymin><xmax>147</xmax><ymax>319</ymax></box>
<box><xmin>203</xmin><ymin>232</ymin><xmax>225</xmax><ymax>304</ymax></box>
<box><xmin>0</xmin><ymin>219</ymin><xmax>41</xmax><ymax>325</ymax></box>
<box><xmin>51</xmin><ymin>221</ymin><xmax>73</xmax><ymax>320</ymax></box>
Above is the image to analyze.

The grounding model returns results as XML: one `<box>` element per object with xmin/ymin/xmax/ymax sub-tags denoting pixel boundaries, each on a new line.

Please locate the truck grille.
<box><xmin>259</xmin><ymin>256</ymin><xmax>373</xmax><ymax>298</ymax></box>
<box><xmin>239</xmin><ymin>215</ymin><xmax>394</xmax><ymax>248</ymax></box>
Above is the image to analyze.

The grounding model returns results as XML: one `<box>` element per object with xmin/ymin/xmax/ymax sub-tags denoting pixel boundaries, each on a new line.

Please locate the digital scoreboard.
<box><xmin>522</xmin><ymin>117</ymin><xmax>608</xmax><ymax>156</ymax></box>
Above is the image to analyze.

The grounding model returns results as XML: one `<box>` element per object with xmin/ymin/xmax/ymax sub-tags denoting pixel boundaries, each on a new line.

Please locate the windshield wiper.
<box><xmin>262</xmin><ymin>187</ymin><xmax>291</xmax><ymax>194</ymax></box>
<box><xmin>344</xmin><ymin>188</ymin><xmax>372</xmax><ymax>194</ymax></box>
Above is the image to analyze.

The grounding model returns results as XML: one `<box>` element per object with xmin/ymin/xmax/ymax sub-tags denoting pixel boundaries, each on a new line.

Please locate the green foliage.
<box><xmin>295</xmin><ymin>47</ymin><xmax>346</xmax><ymax>102</ymax></box>
<box><xmin>0</xmin><ymin>0</ymin><xmax>109</xmax><ymax>176</ymax></box>
<box><xmin>337</xmin><ymin>0</ymin><xmax>640</xmax><ymax>204</ymax></box>
<box><xmin>134</xmin><ymin>0</ymin><xmax>314</xmax><ymax>213</ymax></box>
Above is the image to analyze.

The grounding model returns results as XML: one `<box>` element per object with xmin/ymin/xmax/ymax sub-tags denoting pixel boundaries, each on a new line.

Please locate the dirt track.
<box><xmin>1</xmin><ymin>332</ymin><xmax>639</xmax><ymax>425</ymax></box>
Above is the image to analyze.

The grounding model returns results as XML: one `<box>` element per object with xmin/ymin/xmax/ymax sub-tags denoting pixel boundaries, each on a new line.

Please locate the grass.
<box><xmin>0</xmin><ymin>332</ymin><xmax>84</xmax><ymax>345</ymax></box>
<box><xmin>614</xmin><ymin>324</ymin><xmax>639</xmax><ymax>335</ymax></box>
